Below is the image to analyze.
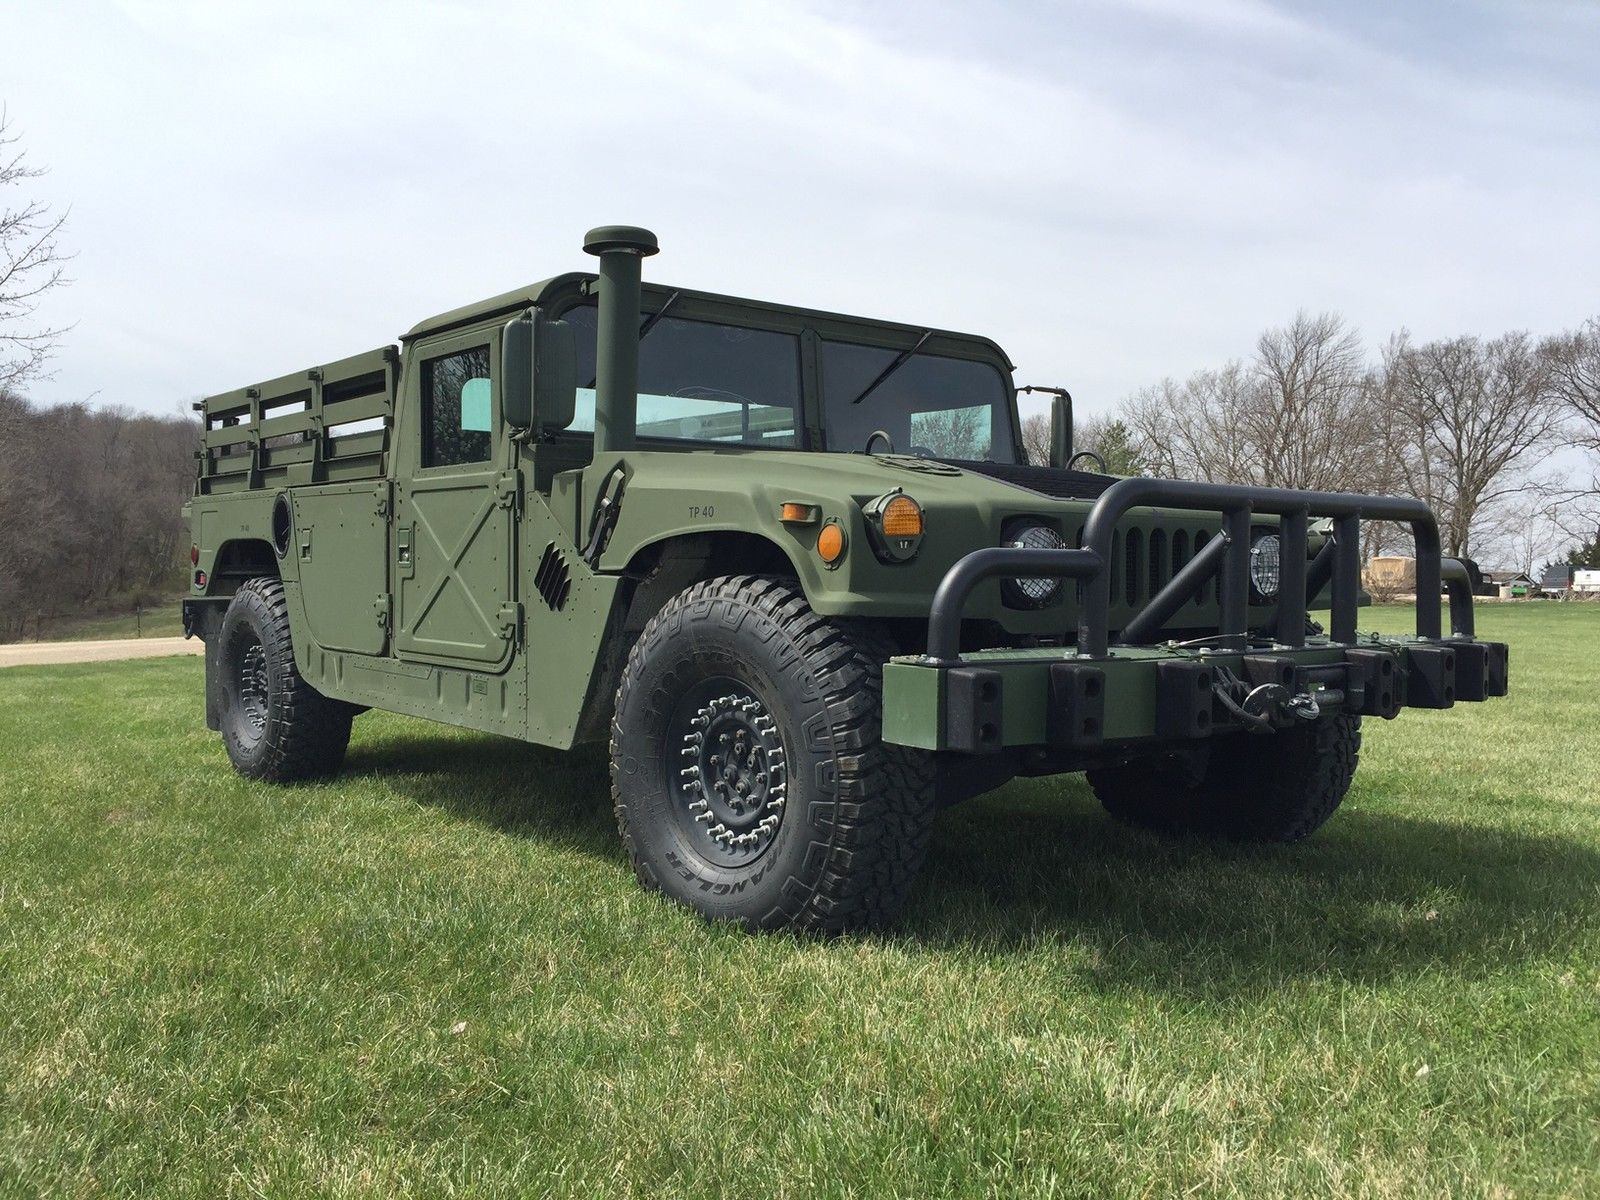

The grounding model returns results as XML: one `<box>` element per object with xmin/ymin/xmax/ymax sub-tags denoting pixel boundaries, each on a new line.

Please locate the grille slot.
<box><xmin>534</xmin><ymin>542</ymin><xmax>572</xmax><ymax>611</ymax></box>
<box><xmin>1124</xmin><ymin>528</ymin><xmax>1143</xmax><ymax>606</ymax></box>
<box><xmin>1193</xmin><ymin>531</ymin><xmax>1212</xmax><ymax>604</ymax></box>
<box><xmin>1149</xmin><ymin>529</ymin><xmax>1168</xmax><ymax>597</ymax></box>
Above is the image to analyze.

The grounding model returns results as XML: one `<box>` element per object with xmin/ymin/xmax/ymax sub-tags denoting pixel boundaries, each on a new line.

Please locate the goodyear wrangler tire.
<box><xmin>1088</xmin><ymin>715</ymin><xmax>1361</xmax><ymax>843</ymax></box>
<box><xmin>217</xmin><ymin>577</ymin><xmax>355</xmax><ymax>782</ymax></box>
<box><xmin>610</xmin><ymin>574</ymin><xmax>937</xmax><ymax>933</ymax></box>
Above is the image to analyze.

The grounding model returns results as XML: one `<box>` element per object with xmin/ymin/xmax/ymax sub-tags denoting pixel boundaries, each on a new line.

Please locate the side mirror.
<box><xmin>502</xmin><ymin>309</ymin><xmax>577</xmax><ymax>435</ymax></box>
<box><xmin>1048</xmin><ymin>391</ymin><xmax>1073</xmax><ymax>469</ymax></box>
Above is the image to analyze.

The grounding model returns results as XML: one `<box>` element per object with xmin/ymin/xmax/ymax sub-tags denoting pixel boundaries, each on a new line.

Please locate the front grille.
<box><xmin>1067</xmin><ymin>520</ymin><xmax>1222</xmax><ymax>614</ymax></box>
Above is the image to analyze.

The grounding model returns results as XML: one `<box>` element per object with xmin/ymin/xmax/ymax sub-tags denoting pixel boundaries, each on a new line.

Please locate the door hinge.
<box><xmin>374</xmin><ymin>593</ymin><xmax>391</xmax><ymax>629</ymax></box>
<box><xmin>495</xmin><ymin>469</ymin><xmax>521</xmax><ymax>514</ymax></box>
<box><xmin>496</xmin><ymin>601</ymin><xmax>523</xmax><ymax>644</ymax></box>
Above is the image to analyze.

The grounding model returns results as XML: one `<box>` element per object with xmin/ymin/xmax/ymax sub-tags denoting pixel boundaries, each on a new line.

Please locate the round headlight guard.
<box><xmin>1249</xmin><ymin>531</ymin><xmax>1282</xmax><ymax>600</ymax></box>
<box><xmin>1002</xmin><ymin>522</ymin><xmax>1068</xmax><ymax>609</ymax></box>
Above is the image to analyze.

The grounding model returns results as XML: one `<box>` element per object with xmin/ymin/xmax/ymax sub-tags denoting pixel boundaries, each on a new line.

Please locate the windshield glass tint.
<box><xmin>820</xmin><ymin>341</ymin><xmax>1016</xmax><ymax>462</ymax></box>
<box><xmin>568</xmin><ymin>306</ymin><xmax>799</xmax><ymax>446</ymax></box>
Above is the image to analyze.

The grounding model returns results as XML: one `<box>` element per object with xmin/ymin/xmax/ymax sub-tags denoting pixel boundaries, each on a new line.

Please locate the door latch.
<box><xmin>495</xmin><ymin>601</ymin><xmax>522</xmax><ymax>644</ymax></box>
<box><xmin>495</xmin><ymin>470</ymin><xmax>521</xmax><ymax>514</ymax></box>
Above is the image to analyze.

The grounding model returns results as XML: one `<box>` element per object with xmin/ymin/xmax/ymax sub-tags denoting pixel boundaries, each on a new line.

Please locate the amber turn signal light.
<box><xmin>880</xmin><ymin>494</ymin><xmax>924</xmax><ymax>538</ymax></box>
<box><xmin>780</xmin><ymin>502</ymin><xmax>820</xmax><ymax>524</ymax></box>
<box><xmin>861</xmin><ymin>489</ymin><xmax>925</xmax><ymax>563</ymax></box>
<box><xmin>816</xmin><ymin>522</ymin><xmax>846</xmax><ymax>565</ymax></box>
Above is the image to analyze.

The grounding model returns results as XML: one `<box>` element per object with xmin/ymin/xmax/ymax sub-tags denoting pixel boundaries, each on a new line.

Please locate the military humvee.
<box><xmin>182</xmin><ymin>225</ymin><xmax>1509</xmax><ymax>932</ymax></box>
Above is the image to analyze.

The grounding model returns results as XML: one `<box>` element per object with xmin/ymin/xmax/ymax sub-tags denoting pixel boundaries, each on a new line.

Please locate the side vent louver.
<box><xmin>535</xmin><ymin>542</ymin><xmax>572</xmax><ymax>611</ymax></box>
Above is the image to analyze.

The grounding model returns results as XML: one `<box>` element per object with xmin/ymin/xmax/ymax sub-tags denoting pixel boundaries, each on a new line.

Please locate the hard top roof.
<box><xmin>402</xmin><ymin>271</ymin><xmax>1015</xmax><ymax>370</ymax></box>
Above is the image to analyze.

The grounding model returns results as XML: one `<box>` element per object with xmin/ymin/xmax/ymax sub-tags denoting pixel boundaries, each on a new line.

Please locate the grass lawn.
<box><xmin>1</xmin><ymin>604</ymin><xmax>1596</xmax><ymax>1197</ymax></box>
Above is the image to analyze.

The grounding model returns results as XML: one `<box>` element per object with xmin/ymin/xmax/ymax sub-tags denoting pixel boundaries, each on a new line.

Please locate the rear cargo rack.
<box><xmin>925</xmin><ymin>477</ymin><xmax>1476</xmax><ymax>664</ymax></box>
<box><xmin>194</xmin><ymin>345</ymin><xmax>399</xmax><ymax>494</ymax></box>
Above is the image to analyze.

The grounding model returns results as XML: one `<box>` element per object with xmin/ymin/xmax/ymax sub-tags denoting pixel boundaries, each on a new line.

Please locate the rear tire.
<box><xmin>217</xmin><ymin>577</ymin><xmax>355</xmax><ymax>782</ymax></box>
<box><xmin>610</xmin><ymin>574</ymin><xmax>937</xmax><ymax>933</ymax></box>
<box><xmin>1088</xmin><ymin>715</ymin><xmax>1361</xmax><ymax>843</ymax></box>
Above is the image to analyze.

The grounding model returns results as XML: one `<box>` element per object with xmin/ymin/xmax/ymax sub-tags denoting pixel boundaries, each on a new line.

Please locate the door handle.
<box><xmin>396</xmin><ymin>524</ymin><xmax>414</xmax><ymax>578</ymax></box>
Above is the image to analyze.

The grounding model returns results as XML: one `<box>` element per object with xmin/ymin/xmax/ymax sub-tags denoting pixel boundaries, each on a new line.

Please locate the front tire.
<box><xmin>610</xmin><ymin>575</ymin><xmax>936</xmax><ymax>933</ymax></box>
<box><xmin>1088</xmin><ymin>715</ymin><xmax>1361</xmax><ymax>843</ymax></box>
<box><xmin>217</xmin><ymin>577</ymin><xmax>355</xmax><ymax>782</ymax></box>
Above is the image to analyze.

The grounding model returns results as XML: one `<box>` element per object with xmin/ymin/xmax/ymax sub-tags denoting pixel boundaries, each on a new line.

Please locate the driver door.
<box><xmin>392</xmin><ymin>327</ymin><xmax>518</xmax><ymax>671</ymax></box>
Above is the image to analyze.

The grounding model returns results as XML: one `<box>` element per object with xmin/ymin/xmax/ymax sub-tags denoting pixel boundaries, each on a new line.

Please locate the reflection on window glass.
<box><xmin>566</xmin><ymin>306</ymin><xmax>799</xmax><ymax>446</ymax></box>
<box><xmin>422</xmin><ymin>346</ymin><xmax>492</xmax><ymax>467</ymax></box>
<box><xmin>460</xmin><ymin>378</ymin><xmax>491</xmax><ymax>432</ymax></box>
<box><xmin>820</xmin><ymin>341</ymin><xmax>1015</xmax><ymax>462</ymax></box>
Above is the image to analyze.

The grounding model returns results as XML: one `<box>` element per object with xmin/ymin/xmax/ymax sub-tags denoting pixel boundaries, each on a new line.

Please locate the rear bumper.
<box><xmin>883</xmin><ymin>636</ymin><xmax>1508</xmax><ymax>752</ymax></box>
<box><xmin>181</xmin><ymin>597</ymin><xmax>228</xmax><ymax>641</ymax></box>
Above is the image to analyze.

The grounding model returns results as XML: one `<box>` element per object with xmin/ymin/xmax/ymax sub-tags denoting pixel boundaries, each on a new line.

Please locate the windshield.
<box><xmin>563</xmin><ymin>301</ymin><xmax>1018</xmax><ymax>460</ymax></box>
<box><xmin>820</xmin><ymin>340</ymin><xmax>1017</xmax><ymax>463</ymax></box>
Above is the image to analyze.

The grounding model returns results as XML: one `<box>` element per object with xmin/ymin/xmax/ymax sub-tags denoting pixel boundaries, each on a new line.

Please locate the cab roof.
<box><xmin>401</xmin><ymin>271</ymin><xmax>1016</xmax><ymax>371</ymax></box>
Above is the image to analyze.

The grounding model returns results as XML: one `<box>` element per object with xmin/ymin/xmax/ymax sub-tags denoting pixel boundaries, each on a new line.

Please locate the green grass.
<box><xmin>1</xmin><ymin>605</ymin><xmax>1596</xmax><ymax>1198</ymax></box>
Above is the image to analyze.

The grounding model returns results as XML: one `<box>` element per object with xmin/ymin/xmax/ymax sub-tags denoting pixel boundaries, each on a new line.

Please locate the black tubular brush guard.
<box><xmin>925</xmin><ymin>477</ymin><xmax>1481</xmax><ymax>665</ymax></box>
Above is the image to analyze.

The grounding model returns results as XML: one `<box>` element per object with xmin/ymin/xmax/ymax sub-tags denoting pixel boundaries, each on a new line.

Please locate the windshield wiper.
<box><xmin>849</xmin><ymin>329</ymin><xmax>933</xmax><ymax>405</ymax></box>
<box><xmin>585</xmin><ymin>290</ymin><xmax>682</xmax><ymax>389</ymax></box>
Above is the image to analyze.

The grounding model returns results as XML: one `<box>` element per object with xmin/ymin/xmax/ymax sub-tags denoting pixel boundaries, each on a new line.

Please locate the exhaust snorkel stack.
<box><xmin>583</xmin><ymin>225</ymin><xmax>659</xmax><ymax>457</ymax></box>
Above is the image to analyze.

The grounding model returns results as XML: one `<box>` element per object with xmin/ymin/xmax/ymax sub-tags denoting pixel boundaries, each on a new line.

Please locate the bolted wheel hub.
<box><xmin>238</xmin><ymin>637</ymin><xmax>270</xmax><ymax>735</ymax></box>
<box><xmin>673</xmin><ymin>684</ymin><xmax>787</xmax><ymax>866</ymax></box>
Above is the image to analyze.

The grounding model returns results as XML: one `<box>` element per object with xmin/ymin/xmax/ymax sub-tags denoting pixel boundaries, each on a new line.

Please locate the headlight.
<box><xmin>1250</xmin><ymin>531</ymin><xmax>1281</xmax><ymax>600</ymax></box>
<box><xmin>1002</xmin><ymin>522</ymin><xmax>1067</xmax><ymax>609</ymax></box>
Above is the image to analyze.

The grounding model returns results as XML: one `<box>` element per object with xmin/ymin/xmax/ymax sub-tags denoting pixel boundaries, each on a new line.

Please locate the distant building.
<box><xmin>1541</xmin><ymin>563</ymin><xmax>1577</xmax><ymax>596</ymax></box>
<box><xmin>1480</xmin><ymin>570</ymin><xmax>1536</xmax><ymax>597</ymax></box>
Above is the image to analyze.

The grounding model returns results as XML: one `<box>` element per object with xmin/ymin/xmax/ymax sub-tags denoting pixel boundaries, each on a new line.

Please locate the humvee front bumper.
<box><xmin>882</xmin><ymin>477</ymin><xmax>1510</xmax><ymax>754</ymax></box>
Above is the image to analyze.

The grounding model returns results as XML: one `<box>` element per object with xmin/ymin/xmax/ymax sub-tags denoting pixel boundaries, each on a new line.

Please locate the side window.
<box><xmin>421</xmin><ymin>345</ymin><xmax>493</xmax><ymax>468</ymax></box>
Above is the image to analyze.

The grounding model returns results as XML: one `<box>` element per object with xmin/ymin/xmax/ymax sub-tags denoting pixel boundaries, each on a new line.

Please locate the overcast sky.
<box><xmin>5</xmin><ymin>0</ymin><xmax>1598</xmax><ymax>426</ymax></box>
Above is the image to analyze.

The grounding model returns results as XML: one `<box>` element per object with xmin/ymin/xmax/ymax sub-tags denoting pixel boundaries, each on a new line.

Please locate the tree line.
<box><xmin>1025</xmin><ymin>313</ymin><xmax>1600</xmax><ymax>571</ymax></box>
<box><xmin>0</xmin><ymin>391</ymin><xmax>197</xmax><ymax>639</ymax></box>
<box><xmin>0</xmin><ymin>109</ymin><xmax>200</xmax><ymax>641</ymax></box>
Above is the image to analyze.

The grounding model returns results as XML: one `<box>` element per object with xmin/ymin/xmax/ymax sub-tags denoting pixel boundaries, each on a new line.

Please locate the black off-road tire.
<box><xmin>217</xmin><ymin>577</ymin><xmax>355</xmax><ymax>782</ymax></box>
<box><xmin>610</xmin><ymin>574</ymin><xmax>937</xmax><ymax>933</ymax></box>
<box><xmin>1088</xmin><ymin>715</ymin><xmax>1362</xmax><ymax>843</ymax></box>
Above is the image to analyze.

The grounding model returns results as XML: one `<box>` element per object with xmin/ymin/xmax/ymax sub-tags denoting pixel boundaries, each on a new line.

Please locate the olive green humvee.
<box><xmin>182</xmin><ymin>226</ymin><xmax>1509</xmax><ymax>932</ymax></box>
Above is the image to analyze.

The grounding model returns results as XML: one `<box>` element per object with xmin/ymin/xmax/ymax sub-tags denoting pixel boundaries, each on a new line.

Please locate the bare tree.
<box><xmin>1541</xmin><ymin>317</ymin><xmax>1600</xmax><ymax>532</ymax></box>
<box><xmin>1545</xmin><ymin>317</ymin><xmax>1600</xmax><ymax>456</ymax></box>
<box><xmin>0</xmin><ymin>109</ymin><xmax>71</xmax><ymax>389</ymax></box>
<box><xmin>1019</xmin><ymin>411</ymin><xmax>1050</xmax><ymax>466</ymax></box>
<box><xmin>1387</xmin><ymin>331</ymin><xmax>1561</xmax><ymax>559</ymax></box>
<box><xmin>1121</xmin><ymin>312</ymin><xmax>1384</xmax><ymax>492</ymax></box>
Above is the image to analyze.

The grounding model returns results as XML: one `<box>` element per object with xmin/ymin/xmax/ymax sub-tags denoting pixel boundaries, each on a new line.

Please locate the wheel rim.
<box><xmin>669</xmin><ymin>677</ymin><xmax>787</xmax><ymax>868</ymax></box>
<box><xmin>236</xmin><ymin>635</ymin><xmax>269</xmax><ymax>735</ymax></box>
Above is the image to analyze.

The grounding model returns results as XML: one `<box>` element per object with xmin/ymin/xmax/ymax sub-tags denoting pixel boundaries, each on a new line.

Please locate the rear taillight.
<box><xmin>190</xmin><ymin>544</ymin><xmax>199</xmax><ymax>566</ymax></box>
<box><xmin>194</xmin><ymin>570</ymin><xmax>207</xmax><ymax>589</ymax></box>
